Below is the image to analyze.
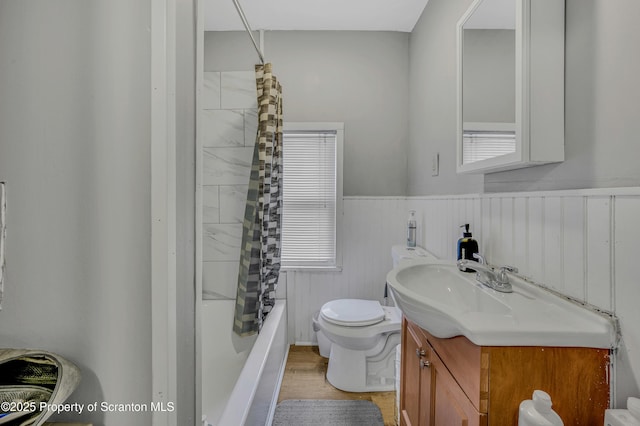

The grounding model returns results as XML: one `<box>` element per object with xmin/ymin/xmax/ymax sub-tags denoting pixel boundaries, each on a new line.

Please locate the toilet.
<box><xmin>313</xmin><ymin>245</ymin><xmax>432</xmax><ymax>392</ymax></box>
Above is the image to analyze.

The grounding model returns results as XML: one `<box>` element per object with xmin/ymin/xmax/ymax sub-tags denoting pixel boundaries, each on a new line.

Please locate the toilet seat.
<box><xmin>320</xmin><ymin>299</ymin><xmax>385</xmax><ymax>327</ymax></box>
<box><xmin>311</xmin><ymin>246</ymin><xmax>428</xmax><ymax>393</ymax></box>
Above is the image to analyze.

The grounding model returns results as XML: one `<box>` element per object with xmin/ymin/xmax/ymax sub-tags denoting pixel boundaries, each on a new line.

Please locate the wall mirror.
<box><xmin>456</xmin><ymin>0</ymin><xmax>565</xmax><ymax>174</ymax></box>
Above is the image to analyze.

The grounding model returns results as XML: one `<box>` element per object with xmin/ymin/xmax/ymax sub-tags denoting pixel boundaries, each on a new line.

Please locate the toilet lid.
<box><xmin>320</xmin><ymin>299</ymin><xmax>385</xmax><ymax>327</ymax></box>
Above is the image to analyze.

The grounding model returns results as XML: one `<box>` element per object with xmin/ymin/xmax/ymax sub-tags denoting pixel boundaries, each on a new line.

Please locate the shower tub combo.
<box><xmin>201</xmin><ymin>299</ymin><xmax>288</xmax><ymax>426</ymax></box>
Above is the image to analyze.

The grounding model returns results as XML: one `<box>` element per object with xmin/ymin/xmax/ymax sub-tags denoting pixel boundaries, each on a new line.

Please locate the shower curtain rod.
<box><xmin>231</xmin><ymin>0</ymin><xmax>265</xmax><ymax>64</ymax></box>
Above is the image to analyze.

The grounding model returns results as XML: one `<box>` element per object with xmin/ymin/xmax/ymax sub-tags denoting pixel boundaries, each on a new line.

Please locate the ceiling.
<box><xmin>204</xmin><ymin>0</ymin><xmax>431</xmax><ymax>32</ymax></box>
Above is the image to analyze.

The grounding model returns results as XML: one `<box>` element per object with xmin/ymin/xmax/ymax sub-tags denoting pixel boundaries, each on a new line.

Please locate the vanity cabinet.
<box><xmin>400</xmin><ymin>318</ymin><xmax>610</xmax><ymax>425</ymax></box>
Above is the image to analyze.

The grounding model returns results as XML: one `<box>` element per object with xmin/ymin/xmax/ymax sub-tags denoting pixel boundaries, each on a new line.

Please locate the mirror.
<box><xmin>460</xmin><ymin>0</ymin><xmax>517</xmax><ymax>167</ymax></box>
<box><xmin>457</xmin><ymin>0</ymin><xmax>565</xmax><ymax>174</ymax></box>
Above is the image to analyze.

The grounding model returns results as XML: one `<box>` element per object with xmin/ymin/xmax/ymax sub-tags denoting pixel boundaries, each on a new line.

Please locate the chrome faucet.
<box><xmin>456</xmin><ymin>257</ymin><xmax>518</xmax><ymax>293</ymax></box>
<box><xmin>472</xmin><ymin>252</ymin><xmax>486</xmax><ymax>264</ymax></box>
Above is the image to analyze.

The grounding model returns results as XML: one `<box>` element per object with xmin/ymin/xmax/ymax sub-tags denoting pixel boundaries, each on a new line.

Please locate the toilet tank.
<box><xmin>391</xmin><ymin>245</ymin><xmax>433</xmax><ymax>267</ymax></box>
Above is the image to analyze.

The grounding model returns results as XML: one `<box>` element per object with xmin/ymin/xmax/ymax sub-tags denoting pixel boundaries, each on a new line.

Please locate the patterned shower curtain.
<box><xmin>233</xmin><ymin>63</ymin><xmax>283</xmax><ymax>336</ymax></box>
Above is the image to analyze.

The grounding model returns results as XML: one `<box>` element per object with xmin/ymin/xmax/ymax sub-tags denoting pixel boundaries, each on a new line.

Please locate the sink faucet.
<box><xmin>472</xmin><ymin>253</ymin><xmax>486</xmax><ymax>264</ymax></box>
<box><xmin>456</xmin><ymin>258</ymin><xmax>517</xmax><ymax>293</ymax></box>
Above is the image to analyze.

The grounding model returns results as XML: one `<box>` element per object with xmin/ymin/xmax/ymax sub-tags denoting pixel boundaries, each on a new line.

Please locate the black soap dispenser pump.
<box><xmin>457</xmin><ymin>224</ymin><xmax>479</xmax><ymax>272</ymax></box>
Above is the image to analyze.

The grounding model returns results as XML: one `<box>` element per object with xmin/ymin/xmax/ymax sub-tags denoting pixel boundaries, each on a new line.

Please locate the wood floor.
<box><xmin>277</xmin><ymin>345</ymin><xmax>397</xmax><ymax>426</ymax></box>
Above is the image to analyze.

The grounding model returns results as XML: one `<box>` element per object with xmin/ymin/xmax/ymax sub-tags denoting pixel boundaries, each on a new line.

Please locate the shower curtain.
<box><xmin>233</xmin><ymin>63</ymin><xmax>283</xmax><ymax>336</ymax></box>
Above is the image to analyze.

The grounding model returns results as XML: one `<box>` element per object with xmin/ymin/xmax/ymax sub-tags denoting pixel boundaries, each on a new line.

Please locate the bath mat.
<box><xmin>272</xmin><ymin>399</ymin><xmax>384</xmax><ymax>426</ymax></box>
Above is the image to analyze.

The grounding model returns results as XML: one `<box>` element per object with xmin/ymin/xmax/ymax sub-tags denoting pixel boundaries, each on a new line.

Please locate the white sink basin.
<box><xmin>387</xmin><ymin>259</ymin><xmax>616</xmax><ymax>348</ymax></box>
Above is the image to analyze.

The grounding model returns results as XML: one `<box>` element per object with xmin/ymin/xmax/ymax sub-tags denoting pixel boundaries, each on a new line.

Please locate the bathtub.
<box><xmin>202</xmin><ymin>299</ymin><xmax>288</xmax><ymax>426</ymax></box>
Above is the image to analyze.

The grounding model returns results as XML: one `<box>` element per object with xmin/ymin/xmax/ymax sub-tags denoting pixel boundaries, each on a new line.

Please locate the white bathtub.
<box><xmin>202</xmin><ymin>299</ymin><xmax>288</xmax><ymax>426</ymax></box>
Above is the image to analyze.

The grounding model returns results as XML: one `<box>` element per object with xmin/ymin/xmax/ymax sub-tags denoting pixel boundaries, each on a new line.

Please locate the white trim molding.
<box><xmin>151</xmin><ymin>0</ymin><xmax>178</xmax><ymax>424</ymax></box>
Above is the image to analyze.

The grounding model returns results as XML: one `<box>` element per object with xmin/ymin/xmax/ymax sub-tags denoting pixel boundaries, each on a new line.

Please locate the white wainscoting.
<box><xmin>410</xmin><ymin>189</ymin><xmax>640</xmax><ymax>406</ymax></box>
<box><xmin>286</xmin><ymin>189</ymin><xmax>640</xmax><ymax>406</ymax></box>
<box><xmin>285</xmin><ymin>197</ymin><xmax>407</xmax><ymax>345</ymax></box>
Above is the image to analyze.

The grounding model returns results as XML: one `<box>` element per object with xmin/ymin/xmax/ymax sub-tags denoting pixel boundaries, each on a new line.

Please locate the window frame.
<box><xmin>280</xmin><ymin>122</ymin><xmax>344</xmax><ymax>272</ymax></box>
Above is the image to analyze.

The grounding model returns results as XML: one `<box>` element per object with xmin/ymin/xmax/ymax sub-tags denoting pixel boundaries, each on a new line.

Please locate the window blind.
<box><xmin>281</xmin><ymin>130</ymin><xmax>337</xmax><ymax>267</ymax></box>
<box><xmin>463</xmin><ymin>130</ymin><xmax>516</xmax><ymax>164</ymax></box>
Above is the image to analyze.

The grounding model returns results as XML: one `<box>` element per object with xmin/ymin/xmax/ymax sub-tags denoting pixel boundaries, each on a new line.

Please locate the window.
<box><xmin>281</xmin><ymin>123</ymin><xmax>343</xmax><ymax>270</ymax></box>
<box><xmin>462</xmin><ymin>130</ymin><xmax>516</xmax><ymax>164</ymax></box>
<box><xmin>462</xmin><ymin>122</ymin><xmax>516</xmax><ymax>165</ymax></box>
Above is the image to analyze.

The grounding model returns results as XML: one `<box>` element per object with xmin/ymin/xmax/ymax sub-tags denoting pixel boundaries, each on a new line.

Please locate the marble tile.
<box><xmin>203</xmin><ymin>147</ymin><xmax>253</xmax><ymax>185</ymax></box>
<box><xmin>202</xmin><ymin>260</ymin><xmax>285</xmax><ymax>301</ymax></box>
<box><xmin>221</xmin><ymin>71</ymin><xmax>257</xmax><ymax>109</ymax></box>
<box><xmin>244</xmin><ymin>109</ymin><xmax>258</xmax><ymax>146</ymax></box>
<box><xmin>202</xmin><ymin>185</ymin><xmax>220</xmax><ymax>224</ymax></box>
<box><xmin>202</xmin><ymin>109</ymin><xmax>245</xmax><ymax>148</ymax></box>
<box><xmin>220</xmin><ymin>185</ymin><xmax>248</xmax><ymax>224</ymax></box>
<box><xmin>275</xmin><ymin>272</ymin><xmax>287</xmax><ymax>300</ymax></box>
<box><xmin>203</xmin><ymin>223</ymin><xmax>242</xmax><ymax>261</ymax></box>
<box><xmin>202</xmin><ymin>289</ymin><xmax>223</xmax><ymax>300</ymax></box>
<box><xmin>203</xmin><ymin>261</ymin><xmax>239</xmax><ymax>300</ymax></box>
<box><xmin>202</xmin><ymin>72</ymin><xmax>221</xmax><ymax>110</ymax></box>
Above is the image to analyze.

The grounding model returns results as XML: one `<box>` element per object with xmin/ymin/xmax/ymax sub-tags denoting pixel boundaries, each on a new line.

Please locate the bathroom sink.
<box><xmin>386</xmin><ymin>259</ymin><xmax>617</xmax><ymax>348</ymax></box>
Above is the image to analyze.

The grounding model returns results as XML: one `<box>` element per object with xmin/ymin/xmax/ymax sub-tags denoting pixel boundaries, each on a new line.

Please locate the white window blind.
<box><xmin>462</xmin><ymin>130</ymin><xmax>516</xmax><ymax>164</ymax></box>
<box><xmin>281</xmin><ymin>128</ymin><xmax>340</xmax><ymax>268</ymax></box>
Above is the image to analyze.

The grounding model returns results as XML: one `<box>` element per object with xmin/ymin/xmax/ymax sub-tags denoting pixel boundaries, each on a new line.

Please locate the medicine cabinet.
<box><xmin>456</xmin><ymin>0</ymin><xmax>565</xmax><ymax>174</ymax></box>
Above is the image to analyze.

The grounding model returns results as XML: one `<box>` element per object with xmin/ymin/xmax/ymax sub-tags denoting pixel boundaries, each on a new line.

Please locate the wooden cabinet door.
<box><xmin>432</xmin><ymin>349</ymin><xmax>486</xmax><ymax>426</ymax></box>
<box><xmin>418</xmin><ymin>342</ymin><xmax>433</xmax><ymax>426</ymax></box>
<box><xmin>401</xmin><ymin>320</ymin><xmax>423</xmax><ymax>426</ymax></box>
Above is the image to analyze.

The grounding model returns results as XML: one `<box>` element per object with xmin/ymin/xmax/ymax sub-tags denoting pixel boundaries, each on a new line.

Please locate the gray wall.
<box><xmin>205</xmin><ymin>31</ymin><xmax>410</xmax><ymax>196</ymax></box>
<box><xmin>0</xmin><ymin>1</ymin><xmax>151</xmax><ymax>424</ymax></box>
<box><xmin>485</xmin><ymin>0</ymin><xmax>640</xmax><ymax>191</ymax></box>
<box><xmin>408</xmin><ymin>0</ymin><xmax>640</xmax><ymax>194</ymax></box>
<box><xmin>0</xmin><ymin>1</ymin><xmax>197</xmax><ymax>424</ymax></box>
<box><xmin>408</xmin><ymin>0</ymin><xmax>482</xmax><ymax>195</ymax></box>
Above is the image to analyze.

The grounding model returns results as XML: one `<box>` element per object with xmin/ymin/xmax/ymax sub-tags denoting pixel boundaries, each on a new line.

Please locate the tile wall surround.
<box><xmin>200</xmin><ymin>70</ymin><xmax>287</xmax><ymax>302</ymax></box>
<box><xmin>200</xmin><ymin>70</ymin><xmax>290</xmax><ymax>301</ymax></box>
<box><xmin>198</xmin><ymin>71</ymin><xmax>639</xmax><ymax>405</ymax></box>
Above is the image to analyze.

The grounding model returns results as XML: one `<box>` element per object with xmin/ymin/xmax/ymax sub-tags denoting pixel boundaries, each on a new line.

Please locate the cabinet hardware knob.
<box><xmin>420</xmin><ymin>359</ymin><xmax>431</xmax><ymax>369</ymax></box>
<box><xmin>416</xmin><ymin>348</ymin><xmax>426</xmax><ymax>358</ymax></box>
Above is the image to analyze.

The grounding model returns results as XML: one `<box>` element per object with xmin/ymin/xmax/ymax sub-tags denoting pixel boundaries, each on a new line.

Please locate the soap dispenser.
<box><xmin>457</xmin><ymin>224</ymin><xmax>478</xmax><ymax>269</ymax></box>
<box><xmin>406</xmin><ymin>210</ymin><xmax>417</xmax><ymax>248</ymax></box>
